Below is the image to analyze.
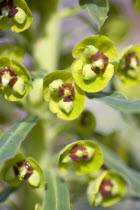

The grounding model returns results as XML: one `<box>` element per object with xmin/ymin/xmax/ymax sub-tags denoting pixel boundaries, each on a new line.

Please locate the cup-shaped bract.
<box><xmin>0</xmin><ymin>57</ymin><xmax>32</xmax><ymax>101</ymax></box>
<box><xmin>87</xmin><ymin>170</ymin><xmax>126</xmax><ymax>207</ymax></box>
<box><xmin>76</xmin><ymin>110</ymin><xmax>96</xmax><ymax>135</ymax></box>
<box><xmin>71</xmin><ymin>35</ymin><xmax>118</xmax><ymax>92</ymax></box>
<box><xmin>116</xmin><ymin>45</ymin><xmax>140</xmax><ymax>86</ymax></box>
<box><xmin>0</xmin><ymin>154</ymin><xmax>46</xmax><ymax>188</ymax></box>
<box><xmin>0</xmin><ymin>0</ymin><xmax>33</xmax><ymax>32</ymax></box>
<box><xmin>43</xmin><ymin>71</ymin><xmax>85</xmax><ymax>120</ymax></box>
<box><xmin>58</xmin><ymin>140</ymin><xmax>103</xmax><ymax>174</ymax></box>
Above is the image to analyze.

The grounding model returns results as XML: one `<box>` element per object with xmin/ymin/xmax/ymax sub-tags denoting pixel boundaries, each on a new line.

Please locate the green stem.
<box><xmin>34</xmin><ymin>0</ymin><xmax>60</xmax><ymax>72</ymax></box>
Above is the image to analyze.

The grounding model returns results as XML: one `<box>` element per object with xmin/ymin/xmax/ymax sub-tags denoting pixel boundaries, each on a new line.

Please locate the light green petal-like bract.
<box><xmin>72</xmin><ymin>35</ymin><xmax>118</xmax><ymax>62</ymax></box>
<box><xmin>71</xmin><ymin>59</ymin><xmax>114</xmax><ymax>92</ymax></box>
<box><xmin>58</xmin><ymin>140</ymin><xmax>103</xmax><ymax>174</ymax></box>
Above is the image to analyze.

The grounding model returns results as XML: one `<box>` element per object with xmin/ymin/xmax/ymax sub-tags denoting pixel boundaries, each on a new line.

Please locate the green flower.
<box><xmin>0</xmin><ymin>0</ymin><xmax>32</xmax><ymax>32</ymax></box>
<box><xmin>87</xmin><ymin>170</ymin><xmax>126</xmax><ymax>207</ymax></box>
<box><xmin>58</xmin><ymin>140</ymin><xmax>103</xmax><ymax>174</ymax></box>
<box><xmin>76</xmin><ymin>110</ymin><xmax>96</xmax><ymax>135</ymax></box>
<box><xmin>0</xmin><ymin>154</ymin><xmax>46</xmax><ymax>188</ymax></box>
<box><xmin>116</xmin><ymin>45</ymin><xmax>140</xmax><ymax>85</ymax></box>
<box><xmin>71</xmin><ymin>35</ymin><xmax>118</xmax><ymax>92</ymax></box>
<box><xmin>43</xmin><ymin>71</ymin><xmax>85</xmax><ymax>120</ymax></box>
<box><xmin>0</xmin><ymin>56</ymin><xmax>32</xmax><ymax>101</ymax></box>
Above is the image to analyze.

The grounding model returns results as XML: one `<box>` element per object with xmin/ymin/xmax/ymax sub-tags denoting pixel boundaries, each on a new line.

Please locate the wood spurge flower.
<box><xmin>0</xmin><ymin>154</ymin><xmax>46</xmax><ymax>188</ymax></box>
<box><xmin>0</xmin><ymin>0</ymin><xmax>32</xmax><ymax>32</ymax></box>
<box><xmin>71</xmin><ymin>35</ymin><xmax>118</xmax><ymax>92</ymax></box>
<box><xmin>43</xmin><ymin>71</ymin><xmax>85</xmax><ymax>120</ymax></box>
<box><xmin>0</xmin><ymin>57</ymin><xmax>32</xmax><ymax>101</ymax></box>
<box><xmin>58</xmin><ymin>140</ymin><xmax>103</xmax><ymax>174</ymax></box>
<box><xmin>116</xmin><ymin>45</ymin><xmax>140</xmax><ymax>86</ymax></box>
<box><xmin>87</xmin><ymin>170</ymin><xmax>126</xmax><ymax>207</ymax></box>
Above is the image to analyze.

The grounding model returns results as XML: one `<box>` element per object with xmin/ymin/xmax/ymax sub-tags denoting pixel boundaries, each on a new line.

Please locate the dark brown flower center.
<box><xmin>90</xmin><ymin>51</ymin><xmax>109</xmax><ymax>73</ymax></box>
<box><xmin>58</xmin><ymin>83</ymin><xmax>75</xmax><ymax>102</ymax></box>
<box><xmin>125</xmin><ymin>52</ymin><xmax>138</xmax><ymax>68</ymax></box>
<box><xmin>0</xmin><ymin>66</ymin><xmax>18</xmax><ymax>87</ymax></box>
<box><xmin>69</xmin><ymin>144</ymin><xmax>88</xmax><ymax>162</ymax></box>
<box><xmin>0</xmin><ymin>0</ymin><xmax>18</xmax><ymax>18</ymax></box>
<box><xmin>100</xmin><ymin>179</ymin><xmax>113</xmax><ymax>196</ymax></box>
<box><xmin>13</xmin><ymin>160</ymin><xmax>33</xmax><ymax>180</ymax></box>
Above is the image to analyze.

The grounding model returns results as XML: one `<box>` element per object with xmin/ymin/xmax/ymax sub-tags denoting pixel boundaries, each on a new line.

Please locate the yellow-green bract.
<box><xmin>0</xmin><ymin>56</ymin><xmax>32</xmax><ymax>101</ymax></box>
<box><xmin>116</xmin><ymin>45</ymin><xmax>140</xmax><ymax>86</ymax></box>
<box><xmin>43</xmin><ymin>70</ymin><xmax>85</xmax><ymax>120</ymax></box>
<box><xmin>87</xmin><ymin>170</ymin><xmax>126</xmax><ymax>207</ymax></box>
<box><xmin>71</xmin><ymin>35</ymin><xmax>118</xmax><ymax>92</ymax></box>
<box><xmin>0</xmin><ymin>0</ymin><xmax>32</xmax><ymax>32</ymax></box>
<box><xmin>58</xmin><ymin>140</ymin><xmax>103</xmax><ymax>174</ymax></box>
<box><xmin>0</xmin><ymin>154</ymin><xmax>46</xmax><ymax>188</ymax></box>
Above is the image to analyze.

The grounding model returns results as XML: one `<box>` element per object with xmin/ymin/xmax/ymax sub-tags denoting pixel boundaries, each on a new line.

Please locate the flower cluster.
<box><xmin>43</xmin><ymin>35</ymin><xmax>118</xmax><ymax>120</ymax></box>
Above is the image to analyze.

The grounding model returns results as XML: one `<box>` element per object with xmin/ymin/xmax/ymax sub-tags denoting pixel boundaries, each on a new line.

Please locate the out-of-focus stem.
<box><xmin>34</xmin><ymin>0</ymin><xmax>60</xmax><ymax>72</ymax></box>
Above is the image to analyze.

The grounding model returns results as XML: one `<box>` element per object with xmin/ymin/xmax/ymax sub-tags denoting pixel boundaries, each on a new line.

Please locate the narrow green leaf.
<box><xmin>43</xmin><ymin>170</ymin><xmax>71</xmax><ymax>210</ymax></box>
<box><xmin>95</xmin><ymin>140</ymin><xmax>140</xmax><ymax>196</ymax></box>
<box><xmin>0</xmin><ymin>115</ymin><xmax>38</xmax><ymax>165</ymax></box>
<box><xmin>79</xmin><ymin>0</ymin><xmax>109</xmax><ymax>28</ymax></box>
<box><xmin>0</xmin><ymin>186</ymin><xmax>18</xmax><ymax>203</ymax></box>
<box><xmin>86</xmin><ymin>91</ymin><xmax>140</xmax><ymax>113</ymax></box>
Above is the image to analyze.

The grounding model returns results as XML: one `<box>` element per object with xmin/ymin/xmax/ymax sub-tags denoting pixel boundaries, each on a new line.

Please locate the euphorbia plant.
<box><xmin>0</xmin><ymin>0</ymin><xmax>140</xmax><ymax>210</ymax></box>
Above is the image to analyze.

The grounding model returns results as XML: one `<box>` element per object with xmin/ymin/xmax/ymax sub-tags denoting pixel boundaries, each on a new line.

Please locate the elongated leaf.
<box><xmin>43</xmin><ymin>170</ymin><xmax>71</xmax><ymax>210</ymax></box>
<box><xmin>0</xmin><ymin>115</ymin><xmax>38</xmax><ymax>165</ymax></box>
<box><xmin>95</xmin><ymin>140</ymin><xmax>140</xmax><ymax>195</ymax></box>
<box><xmin>0</xmin><ymin>186</ymin><xmax>18</xmax><ymax>203</ymax></box>
<box><xmin>79</xmin><ymin>0</ymin><xmax>109</xmax><ymax>28</ymax></box>
<box><xmin>86</xmin><ymin>91</ymin><xmax>140</xmax><ymax>113</ymax></box>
